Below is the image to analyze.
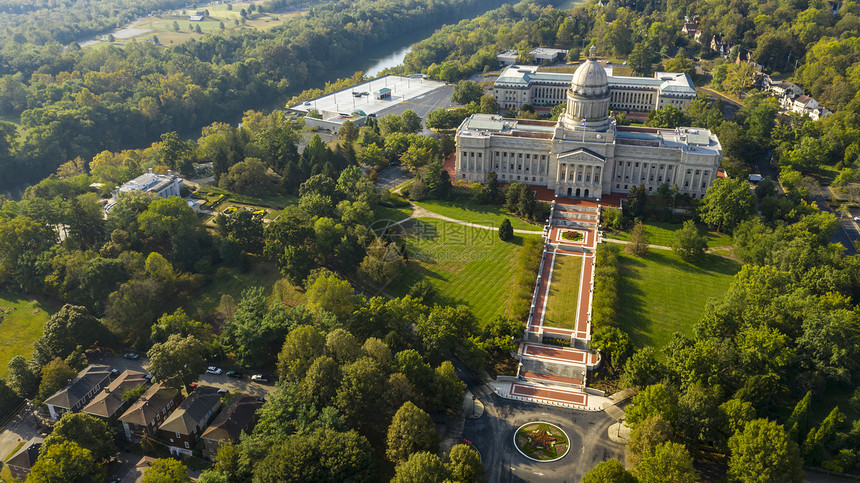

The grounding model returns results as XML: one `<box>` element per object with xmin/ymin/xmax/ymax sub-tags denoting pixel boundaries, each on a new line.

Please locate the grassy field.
<box><xmin>96</xmin><ymin>1</ymin><xmax>302</xmax><ymax>46</ymax></box>
<box><xmin>0</xmin><ymin>292</ymin><xmax>55</xmax><ymax>379</ymax></box>
<box><xmin>414</xmin><ymin>199</ymin><xmax>543</xmax><ymax>231</ymax></box>
<box><xmin>184</xmin><ymin>261</ymin><xmax>286</xmax><ymax>320</ymax></box>
<box><xmin>388</xmin><ymin>218</ymin><xmax>540</xmax><ymax>325</ymax></box>
<box><xmin>604</xmin><ymin>221</ymin><xmax>733</xmax><ymax>248</ymax></box>
<box><xmin>543</xmin><ymin>254</ymin><xmax>583</xmax><ymax>330</ymax></box>
<box><xmin>194</xmin><ymin>185</ymin><xmax>298</xmax><ymax>211</ymax></box>
<box><xmin>617</xmin><ymin>248</ymin><xmax>740</xmax><ymax>350</ymax></box>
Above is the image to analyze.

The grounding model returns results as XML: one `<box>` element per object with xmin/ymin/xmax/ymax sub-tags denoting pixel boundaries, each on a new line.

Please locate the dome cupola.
<box><xmin>562</xmin><ymin>45</ymin><xmax>612</xmax><ymax>131</ymax></box>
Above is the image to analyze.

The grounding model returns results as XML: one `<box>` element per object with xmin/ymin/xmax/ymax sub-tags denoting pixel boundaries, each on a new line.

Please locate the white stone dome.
<box><xmin>570</xmin><ymin>58</ymin><xmax>609</xmax><ymax>98</ymax></box>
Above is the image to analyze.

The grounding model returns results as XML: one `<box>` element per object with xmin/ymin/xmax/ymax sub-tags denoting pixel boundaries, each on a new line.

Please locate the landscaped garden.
<box><xmin>514</xmin><ymin>422</ymin><xmax>570</xmax><ymax>461</ymax></box>
<box><xmin>616</xmin><ymin>248</ymin><xmax>740</xmax><ymax>350</ymax></box>
<box><xmin>561</xmin><ymin>230</ymin><xmax>584</xmax><ymax>242</ymax></box>
<box><xmin>414</xmin><ymin>199</ymin><xmax>543</xmax><ymax>231</ymax></box>
<box><xmin>194</xmin><ymin>185</ymin><xmax>298</xmax><ymax>211</ymax></box>
<box><xmin>543</xmin><ymin>255</ymin><xmax>583</xmax><ymax>330</ymax></box>
<box><xmin>604</xmin><ymin>221</ymin><xmax>733</xmax><ymax>248</ymax></box>
<box><xmin>390</xmin><ymin>218</ymin><xmax>541</xmax><ymax>325</ymax></box>
<box><xmin>0</xmin><ymin>292</ymin><xmax>54</xmax><ymax>378</ymax></box>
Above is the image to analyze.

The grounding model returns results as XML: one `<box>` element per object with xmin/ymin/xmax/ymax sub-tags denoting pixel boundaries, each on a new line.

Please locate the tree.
<box><xmin>7</xmin><ymin>355</ymin><xmax>38</xmax><ymax>398</ymax></box>
<box><xmin>335</xmin><ymin>357</ymin><xmax>387</xmax><ymax>426</ymax></box>
<box><xmin>37</xmin><ymin>358</ymin><xmax>76</xmax><ymax>403</ymax></box>
<box><xmin>359</xmin><ymin>238</ymin><xmax>405</xmax><ymax>286</ymax></box>
<box><xmin>698</xmin><ymin>178</ymin><xmax>755</xmax><ymax>233</ymax></box>
<box><xmin>142</xmin><ymin>458</ymin><xmax>190</xmax><ymax>483</ymax></box>
<box><xmin>28</xmin><ymin>441</ymin><xmax>103</xmax><ymax>482</ymax></box>
<box><xmin>498</xmin><ymin>218</ymin><xmax>514</xmax><ymax>241</ymax></box>
<box><xmin>647</xmin><ymin>105</ymin><xmax>689</xmax><ymax>128</ymax></box>
<box><xmin>301</xmin><ymin>356</ymin><xmax>340</xmax><ymax>407</ymax></box>
<box><xmin>215</xmin><ymin>208</ymin><xmax>265</xmax><ymax>254</ymax></box>
<box><xmin>446</xmin><ymin>444</ymin><xmax>484</xmax><ymax>482</ymax></box>
<box><xmin>451</xmin><ymin>80</ymin><xmax>483</xmax><ymax>105</ymax></box>
<box><xmin>622</xmin><ymin>347</ymin><xmax>667</xmax><ymax>387</ymax></box>
<box><xmin>43</xmin><ymin>412</ymin><xmax>115</xmax><ymax>462</ymax></box>
<box><xmin>33</xmin><ymin>304</ymin><xmax>102</xmax><ymax>365</ymax></box>
<box><xmin>672</xmin><ymin>220</ymin><xmax>707</xmax><ymax>261</ymax></box>
<box><xmin>582</xmin><ymin>459</ymin><xmax>637</xmax><ymax>483</ymax></box>
<box><xmin>728</xmin><ymin>419</ymin><xmax>803</xmax><ymax>483</ymax></box>
<box><xmin>252</xmin><ymin>429</ymin><xmax>375</xmax><ymax>482</ymax></box>
<box><xmin>339</xmin><ymin>120</ymin><xmax>358</xmax><ymax>143</ymax></box>
<box><xmin>401</xmin><ymin>110</ymin><xmax>423</xmax><ymax>134</ymax></box>
<box><xmin>634</xmin><ymin>442</ymin><xmax>699</xmax><ymax>483</ymax></box>
<box><xmin>626</xmin><ymin>384</ymin><xmax>678</xmax><ymax>428</ymax></box>
<box><xmin>431</xmin><ymin>361</ymin><xmax>465</xmax><ymax>411</ymax></box>
<box><xmin>147</xmin><ymin>335</ymin><xmax>205</xmax><ymax>390</ymax></box>
<box><xmin>627</xmin><ymin>222</ymin><xmax>650</xmax><ymax>256</ymax></box>
<box><xmin>305</xmin><ymin>271</ymin><xmax>355</xmax><ymax>322</ymax></box>
<box><xmin>479</xmin><ymin>94</ymin><xmax>499</xmax><ymax>114</ymax></box>
<box><xmin>219</xmin><ymin>158</ymin><xmax>278</xmax><ymax>195</ymax></box>
<box><xmin>628</xmin><ymin>414</ymin><xmax>674</xmax><ymax>466</ymax></box>
<box><xmin>629</xmin><ymin>42</ymin><xmax>657</xmax><ymax>76</ymax></box>
<box><xmin>386</xmin><ymin>401</ymin><xmax>440</xmax><ymax>464</ymax></box>
<box><xmin>278</xmin><ymin>325</ymin><xmax>325</xmax><ymax>381</ymax></box>
<box><xmin>392</xmin><ymin>452</ymin><xmax>449</xmax><ymax>483</ymax></box>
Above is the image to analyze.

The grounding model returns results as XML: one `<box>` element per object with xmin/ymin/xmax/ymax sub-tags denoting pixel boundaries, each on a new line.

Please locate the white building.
<box><xmin>456</xmin><ymin>47</ymin><xmax>722</xmax><ymax>200</ymax></box>
<box><xmin>106</xmin><ymin>169</ymin><xmax>182</xmax><ymax>212</ymax></box>
<box><xmin>493</xmin><ymin>64</ymin><xmax>697</xmax><ymax>112</ymax></box>
<box><xmin>497</xmin><ymin>50</ymin><xmax>518</xmax><ymax>66</ymax></box>
<box><xmin>529</xmin><ymin>47</ymin><xmax>568</xmax><ymax>64</ymax></box>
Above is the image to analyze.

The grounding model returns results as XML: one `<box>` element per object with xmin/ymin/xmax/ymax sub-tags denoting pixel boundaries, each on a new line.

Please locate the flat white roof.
<box><xmin>289</xmin><ymin>75</ymin><xmax>448</xmax><ymax>120</ymax></box>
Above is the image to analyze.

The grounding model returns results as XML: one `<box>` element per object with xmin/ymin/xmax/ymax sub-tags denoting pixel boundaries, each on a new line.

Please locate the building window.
<box><xmin>616</xmin><ymin>184</ymin><xmax>620</xmax><ymax>188</ymax></box>
<box><xmin>624</xmin><ymin>185</ymin><xmax>628</xmax><ymax>189</ymax></box>
<box><xmin>184</xmin><ymin>442</ymin><xmax>190</xmax><ymax>449</ymax></box>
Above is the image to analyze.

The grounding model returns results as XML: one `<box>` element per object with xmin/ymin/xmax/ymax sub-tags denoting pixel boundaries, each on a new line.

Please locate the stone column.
<box><xmin>555</xmin><ymin>162</ymin><xmax>561</xmax><ymax>186</ymax></box>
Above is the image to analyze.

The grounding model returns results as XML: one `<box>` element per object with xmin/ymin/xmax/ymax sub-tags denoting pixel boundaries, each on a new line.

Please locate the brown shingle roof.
<box><xmin>82</xmin><ymin>370</ymin><xmax>147</xmax><ymax>418</ymax></box>
<box><xmin>118</xmin><ymin>383</ymin><xmax>181</xmax><ymax>426</ymax></box>
<box><xmin>43</xmin><ymin>365</ymin><xmax>112</xmax><ymax>409</ymax></box>
<box><xmin>159</xmin><ymin>386</ymin><xmax>221</xmax><ymax>435</ymax></box>
<box><xmin>201</xmin><ymin>395</ymin><xmax>263</xmax><ymax>442</ymax></box>
<box><xmin>5</xmin><ymin>437</ymin><xmax>42</xmax><ymax>470</ymax></box>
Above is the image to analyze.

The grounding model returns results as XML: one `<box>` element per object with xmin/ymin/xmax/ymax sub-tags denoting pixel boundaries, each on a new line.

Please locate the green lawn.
<box><xmin>617</xmin><ymin>248</ymin><xmax>740</xmax><ymax>351</ymax></box>
<box><xmin>389</xmin><ymin>218</ymin><xmax>540</xmax><ymax>325</ymax></box>
<box><xmin>604</xmin><ymin>221</ymin><xmax>733</xmax><ymax>248</ymax></box>
<box><xmin>414</xmin><ymin>199</ymin><xmax>543</xmax><ymax>231</ymax></box>
<box><xmin>374</xmin><ymin>204</ymin><xmax>413</xmax><ymax>223</ymax></box>
<box><xmin>543</xmin><ymin>254</ymin><xmax>582</xmax><ymax>330</ymax></box>
<box><xmin>184</xmin><ymin>262</ymin><xmax>286</xmax><ymax>319</ymax></box>
<box><xmin>195</xmin><ymin>185</ymin><xmax>298</xmax><ymax>210</ymax></box>
<box><xmin>0</xmin><ymin>291</ymin><xmax>55</xmax><ymax>378</ymax></box>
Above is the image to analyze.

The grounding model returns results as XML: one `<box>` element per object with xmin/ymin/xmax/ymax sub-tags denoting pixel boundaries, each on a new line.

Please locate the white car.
<box><xmin>853</xmin><ymin>216</ymin><xmax>860</xmax><ymax>222</ymax></box>
<box><xmin>206</xmin><ymin>366</ymin><xmax>222</xmax><ymax>375</ymax></box>
<box><xmin>251</xmin><ymin>374</ymin><xmax>268</xmax><ymax>382</ymax></box>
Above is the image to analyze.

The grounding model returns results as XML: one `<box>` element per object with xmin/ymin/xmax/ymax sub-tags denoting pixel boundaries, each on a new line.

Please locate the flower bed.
<box><xmin>514</xmin><ymin>422</ymin><xmax>570</xmax><ymax>462</ymax></box>
<box><xmin>561</xmin><ymin>230</ymin><xmax>584</xmax><ymax>242</ymax></box>
<box><xmin>542</xmin><ymin>336</ymin><xmax>571</xmax><ymax>347</ymax></box>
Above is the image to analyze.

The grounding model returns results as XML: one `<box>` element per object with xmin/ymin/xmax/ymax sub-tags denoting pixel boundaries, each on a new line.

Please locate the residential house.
<box><xmin>44</xmin><ymin>365</ymin><xmax>112</xmax><ymax>420</ymax></box>
<box><xmin>159</xmin><ymin>386</ymin><xmax>222</xmax><ymax>456</ymax></box>
<box><xmin>201</xmin><ymin>395</ymin><xmax>264</xmax><ymax>460</ymax></box>
<box><xmin>105</xmin><ymin>168</ymin><xmax>182</xmax><ymax>213</ymax></box>
<box><xmin>82</xmin><ymin>370</ymin><xmax>148</xmax><ymax>420</ymax></box>
<box><xmin>769</xmin><ymin>80</ymin><xmax>804</xmax><ymax>99</ymax></box>
<box><xmin>781</xmin><ymin>94</ymin><xmax>831</xmax><ymax>120</ymax></box>
<box><xmin>711</xmin><ymin>34</ymin><xmax>732</xmax><ymax>56</ymax></box>
<box><xmin>118</xmin><ymin>383</ymin><xmax>183</xmax><ymax>442</ymax></box>
<box><xmin>5</xmin><ymin>437</ymin><xmax>42</xmax><ymax>481</ymax></box>
<box><xmin>681</xmin><ymin>23</ymin><xmax>698</xmax><ymax>37</ymax></box>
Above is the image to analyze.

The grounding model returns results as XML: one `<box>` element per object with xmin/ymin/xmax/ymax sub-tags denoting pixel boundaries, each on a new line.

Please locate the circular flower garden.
<box><xmin>561</xmin><ymin>230</ymin><xmax>584</xmax><ymax>242</ymax></box>
<box><xmin>513</xmin><ymin>422</ymin><xmax>570</xmax><ymax>462</ymax></box>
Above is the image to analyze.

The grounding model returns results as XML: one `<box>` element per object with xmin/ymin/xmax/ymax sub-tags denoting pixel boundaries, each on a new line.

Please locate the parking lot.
<box><xmin>374</xmin><ymin>165</ymin><xmax>413</xmax><ymax>191</ymax></box>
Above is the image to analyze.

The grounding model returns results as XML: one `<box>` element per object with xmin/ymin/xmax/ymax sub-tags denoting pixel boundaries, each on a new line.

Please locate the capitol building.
<box><xmin>454</xmin><ymin>47</ymin><xmax>723</xmax><ymax>199</ymax></box>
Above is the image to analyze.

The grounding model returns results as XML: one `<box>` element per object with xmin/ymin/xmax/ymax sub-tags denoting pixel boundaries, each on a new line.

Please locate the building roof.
<box><xmin>497</xmin><ymin>49</ymin><xmax>518</xmax><ymax>59</ymax></box>
<box><xmin>82</xmin><ymin>370</ymin><xmax>148</xmax><ymax>418</ymax></box>
<box><xmin>495</xmin><ymin>65</ymin><xmax>695</xmax><ymax>97</ymax></box>
<box><xmin>375</xmin><ymin>87</ymin><xmax>391</xmax><ymax>94</ymax></box>
<box><xmin>5</xmin><ymin>437</ymin><xmax>42</xmax><ymax>469</ymax></box>
<box><xmin>44</xmin><ymin>365</ymin><xmax>112</xmax><ymax>410</ymax></box>
<box><xmin>796</xmin><ymin>95</ymin><xmax>814</xmax><ymax>104</ymax></box>
<box><xmin>159</xmin><ymin>386</ymin><xmax>221</xmax><ymax>435</ymax></box>
<box><xmin>529</xmin><ymin>47</ymin><xmax>568</xmax><ymax>58</ymax></box>
<box><xmin>119</xmin><ymin>170</ymin><xmax>179</xmax><ymax>195</ymax></box>
<box><xmin>189</xmin><ymin>15</ymin><xmax>204</xmax><ymax>21</ymax></box>
<box><xmin>201</xmin><ymin>395</ymin><xmax>263</xmax><ymax>443</ymax></box>
<box><xmin>118</xmin><ymin>383</ymin><xmax>181</xmax><ymax>426</ymax></box>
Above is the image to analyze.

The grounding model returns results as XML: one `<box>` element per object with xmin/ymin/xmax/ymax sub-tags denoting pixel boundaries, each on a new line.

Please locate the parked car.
<box><xmin>217</xmin><ymin>388</ymin><xmax>229</xmax><ymax>394</ymax></box>
<box><xmin>123</xmin><ymin>352</ymin><xmax>139</xmax><ymax>360</ymax></box>
<box><xmin>206</xmin><ymin>366</ymin><xmax>222</xmax><ymax>375</ymax></box>
<box><xmin>853</xmin><ymin>216</ymin><xmax>860</xmax><ymax>222</ymax></box>
<box><xmin>251</xmin><ymin>374</ymin><xmax>268</xmax><ymax>382</ymax></box>
<box><xmin>226</xmin><ymin>370</ymin><xmax>243</xmax><ymax>378</ymax></box>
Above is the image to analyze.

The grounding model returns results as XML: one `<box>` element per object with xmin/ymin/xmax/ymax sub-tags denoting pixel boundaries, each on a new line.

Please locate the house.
<box><xmin>201</xmin><ymin>395</ymin><xmax>264</xmax><ymax>460</ymax></box>
<box><xmin>5</xmin><ymin>437</ymin><xmax>42</xmax><ymax>481</ymax></box>
<box><xmin>529</xmin><ymin>48</ymin><xmax>568</xmax><ymax>64</ymax></box>
<box><xmin>189</xmin><ymin>15</ymin><xmax>204</xmax><ymax>21</ymax></box>
<box><xmin>711</xmin><ymin>34</ymin><xmax>732</xmax><ymax>56</ymax></box>
<box><xmin>735</xmin><ymin>50</ymin><xmax>762</xmax><ymax>71</ymax></box>
<box><xmin>118</xmin><ymin>383</ymin><xmax>183</xmax><ymax>442</ymax></box>
<box><xmin>82</xmin><ymin>370</ymin><xmax>148</xmax><ymax>420</ymax></box>
<box><xmin>159</xmin><ymin>386</ymin><xmax>222</xmax><ymax>456</ymax></box>
<box><xmin>106</xmin><ymin>168</ymin><xmax>182</xmax><ymax>212</ymax></box>
<box><xmin>769</xmin><ymin>81</ymin><xmax>804</xmax><ymax>99</ymax></box>
<box><xmin>497</xmin><ymin>50</ymin><xmax>518</xmax><ymax>66</ymax></box>
<box><xmin>681</xmin><ymin>23</ymin><xmax>698</xmax><ymax>37</ymax></box>
<box><xmin>44</xmin><ymin>365</ymin><xmax>112</xmax><ymax>420</ymax></box>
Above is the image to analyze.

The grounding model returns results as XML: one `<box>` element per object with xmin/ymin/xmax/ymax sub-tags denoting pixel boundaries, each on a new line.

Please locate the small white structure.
<box><xmin>497</xmin><ymin>50</ymin><xmax>518</xmax><ymax>66</ymax></box>
<box><xmin>106</xmin><ymin>169</ymin><xmax>182</xmax><ymax>212</ymax></box>
<box><xmin>529</xmin><ymin>48</ymin><xmax>568</xmax><ymax>64</ymax></box>
<box><xmin>769</xmin><ymin>81</ymin><xmax>804</xmax><ymax>99</ymax></box>
<box><xmin>374</xmin><ymin>87</ymin><xmax>392</xmax><ymax>100</ymax></box>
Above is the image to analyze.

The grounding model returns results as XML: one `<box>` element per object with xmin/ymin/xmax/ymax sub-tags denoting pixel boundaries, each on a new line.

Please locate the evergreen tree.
<box><xmin>498</xmin><ymin>218</ymin><xmax>514</xmax><ymax>241</ymax></box>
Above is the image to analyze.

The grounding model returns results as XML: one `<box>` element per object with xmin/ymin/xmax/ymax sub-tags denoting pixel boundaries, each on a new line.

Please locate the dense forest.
<box><xmin>0</xmin><ymin>0</ymin><xmax>502</xmax><ymax>191</ymax></box>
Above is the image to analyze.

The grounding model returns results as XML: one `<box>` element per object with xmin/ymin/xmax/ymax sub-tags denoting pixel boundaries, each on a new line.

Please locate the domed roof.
<box><xmin>570</xmin><ymin>58</ymin><xmax>609</xmax><ymax>98</ymax></box>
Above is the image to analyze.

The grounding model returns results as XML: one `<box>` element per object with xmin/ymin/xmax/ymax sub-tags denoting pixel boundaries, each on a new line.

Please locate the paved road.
<box><xmin>375</xmin><ymin>165</ymin><xmax>413</xmax><ymax>191</ymax></box>
<box><xmin>697</xmin><ymin>86</ymin><xmax>742</xmax><ymax>120</ymax></box>
<box><xmin>454</xmin><ymin>361</ymin><xmax>625</xmax><ymax>483</ymax></box>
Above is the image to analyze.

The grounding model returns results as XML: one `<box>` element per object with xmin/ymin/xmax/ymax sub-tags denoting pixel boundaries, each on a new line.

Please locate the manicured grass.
<box><xmin>617</xmin><ymin>248</ymin><xmax>740</xmax><ymax>351</ymax></box>
<box><xmin>543</xmin><ymin>254</ymin><xmax>582</xmax><ymax>330</ymax></box>
<box><xmin>414</xmin><ymin>199</ymin><xmax>543</xmax><ymax>231</ymax></box>
<box><xmin>184</xmin><ymin>262</ymin><xmax>286</xmax><ymax>319</ymax></box>
<box><xmin>195</xmin><ymin>185</ymin><xmax>298</xmax><ymax>210</ymax></box>
<box><xmin>374</xmin><ymin>204</ymin><xmax>413</xmax><ymax>223</ymax></box>
<box><xmin>0</xmin><ymin>291</ymin><xmax>55</xmax><ymax>378</ymax></box>
<box><xmin>389</xmin><ymin>219</ymin><xmax>540</xmax><ymax>325</ymax></box>
<box><xmin>604</xmin><ymin>221</ymin><xmax>733</xmax><ymax>248</ymax></box>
